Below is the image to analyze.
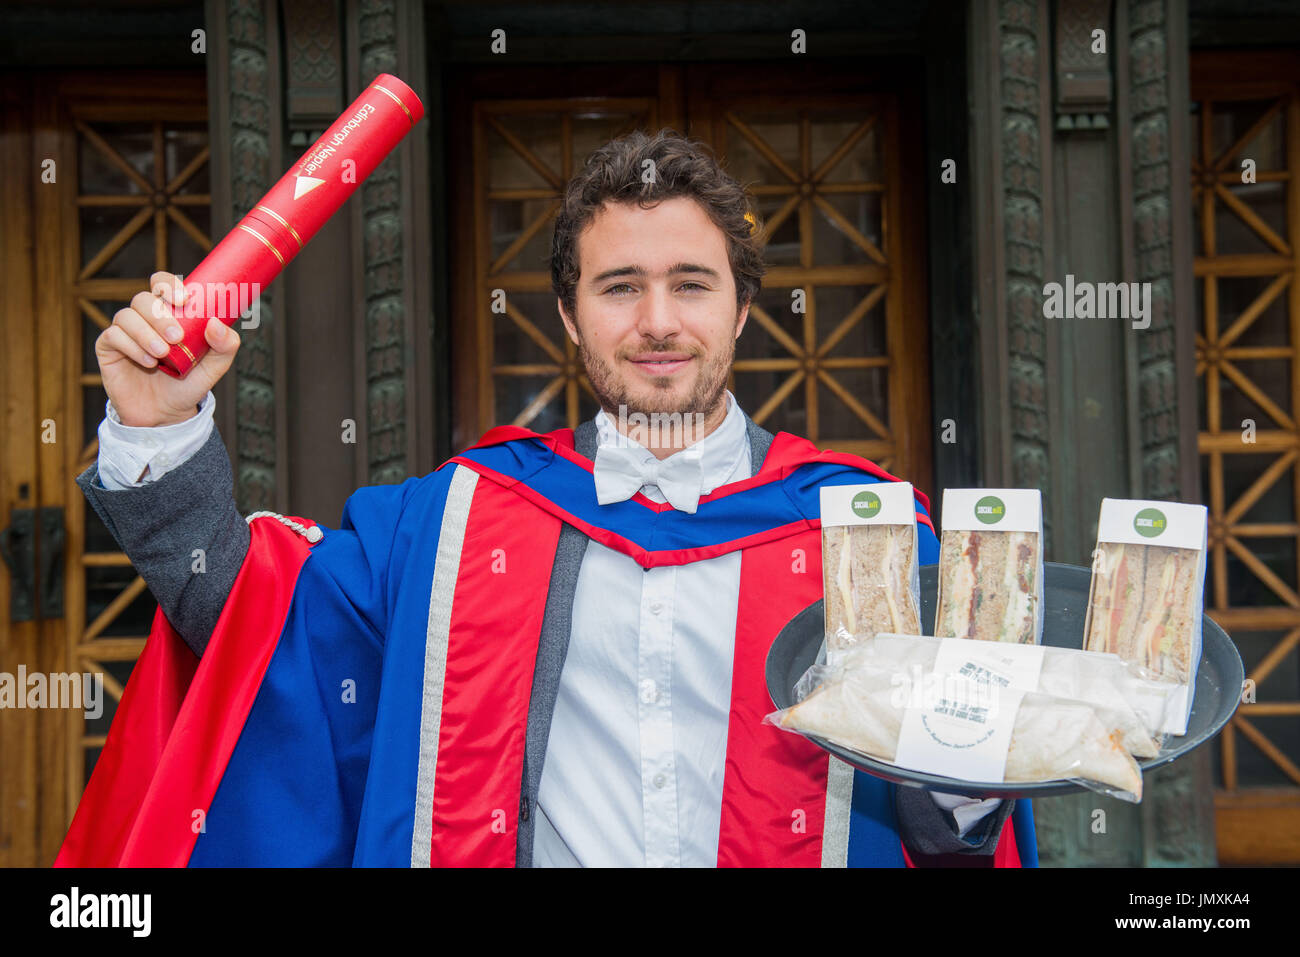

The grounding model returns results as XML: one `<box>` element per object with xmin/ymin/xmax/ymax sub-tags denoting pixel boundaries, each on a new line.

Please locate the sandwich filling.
<box><xmin>935</xmin><ymin>530</ymin><xmax>1039</xmax><ymax>644</ymax></box>
<box><xmin>1085</xmin><ymin>542</ymin><xmax>1198</xmax><ymax>684</ymax></box>
<box><xmin>823</xmin><ymin>523</ymin><xmax>920</xmax><ymax>652</ymax></box>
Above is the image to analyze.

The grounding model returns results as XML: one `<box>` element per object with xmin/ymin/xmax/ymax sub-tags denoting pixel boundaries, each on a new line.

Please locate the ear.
<box><xmin>558</xmin><ymin>297</ymin><xmax>580</xmax><ymax>346</ymax></box>
<box><xmin>735</xmin><ymin>298</ymin><xmax>751</xmax><ymax>339</ymax></box>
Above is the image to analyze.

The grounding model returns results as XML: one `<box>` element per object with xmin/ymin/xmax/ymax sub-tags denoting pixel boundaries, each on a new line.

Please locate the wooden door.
<box><xmin>1191</xmin><ymin>50</ymin><xmax>1300</xmax><ymax>865</ymax></box>
<box><xmin>449</xmin><ymin>62</ymin><xmax>931</xmax><ymax>492</ymax></box>
<box><xmin>0</xmin><ymin>70</ymin><xmax>209</xmax><ymax>865</ymax></box>
<box><xmin>687</xmin><ymin>65</ymin><xmax>930</xmax><ymax>482</ymax></box>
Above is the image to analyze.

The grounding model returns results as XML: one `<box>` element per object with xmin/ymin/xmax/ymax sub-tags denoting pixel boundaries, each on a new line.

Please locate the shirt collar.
<box><xmin>593</xmin><ymin>390</ymin><xmax>750</xmax><ymax>495</ymax></box>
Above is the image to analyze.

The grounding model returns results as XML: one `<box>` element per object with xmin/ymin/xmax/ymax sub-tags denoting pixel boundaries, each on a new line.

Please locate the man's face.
<box><xmin>558</xmin><ymin>196</ymin><xmax>749</xmax><ymax>422</ymax></box>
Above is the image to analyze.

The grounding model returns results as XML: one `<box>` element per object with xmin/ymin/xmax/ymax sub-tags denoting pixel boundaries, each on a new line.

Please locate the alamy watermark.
<box><xmin>50</xmin><ymin>887</ymin><xmax>150</xmax><ymax>937</ymax></box>
<box><xmin>888</xmin><ymin>665</ymin><xmax>1003</xmax><ymax>719</ymax></box>
<box><xmin>1042</xmin><ymin>274</ymin><xmax>1151</xmax><ymax>330</ymax></box>
<box><xmin>156</xmin><ymin>279</ymin><xmax>263</xmax><ymax>330</ymax></box>
<box><xmin>610</xmin><ymin>404</ymin><xmax>708</xmax><ymax>451</ymax></box>
<box><xmin>0</xmin><ymin>667</ymin><xmax>103</xmax><ymax>720</ymax></box>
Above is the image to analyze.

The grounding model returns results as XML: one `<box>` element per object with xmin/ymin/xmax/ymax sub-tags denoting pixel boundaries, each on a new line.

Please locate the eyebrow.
<box><xmin>589</xmin><ymin>263</ymin><xmax>722</xmax><ymax>284</ymax></box>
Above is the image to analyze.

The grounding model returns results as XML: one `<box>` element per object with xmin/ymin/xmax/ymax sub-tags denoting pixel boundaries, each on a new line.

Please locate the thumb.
<box><xmin>195</xmin><ymin>317</ymin><xmax>240</xmax><ymax>376</ymax></box>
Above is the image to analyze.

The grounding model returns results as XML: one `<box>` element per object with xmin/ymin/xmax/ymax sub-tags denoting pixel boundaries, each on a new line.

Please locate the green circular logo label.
<box><xmin>975</xmin><ymin>495</ymin><xmax>1006</xmax><ymax>525</ymax></box>
<box><xmin>851</xmin><ymin>490</ymin><xmax>882</xmax><ymax>519</ymax></box>
<box><xmin>1133</xmin><ymin>507</ymin><xmax>1167</xmax><ymax>538</ymax></box>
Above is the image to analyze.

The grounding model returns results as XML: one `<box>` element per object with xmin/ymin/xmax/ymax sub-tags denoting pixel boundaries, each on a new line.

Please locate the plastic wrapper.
<box><xmin>835</xmin><ymin>633</ymin><xmax>1171</xmax><ymax>757</ymax></box>
<box><xmin>1082</xmin><ymin>498</ymin><xmax>1208</xmax><ymax>735</ymax></box>
<box><xmin>934</xmin><ymin>490</ymin><xmax>1044</xmax><ymax>644</ymax></box>
<box><xmin>767</xmin><ymin>655</ymin><xmax>1144</xmax><ymax>802</ymax></box>
<box><xmin>819</xmin><ymin>484</ymin><xmax>921</xmax><ymax>658</ymax></box>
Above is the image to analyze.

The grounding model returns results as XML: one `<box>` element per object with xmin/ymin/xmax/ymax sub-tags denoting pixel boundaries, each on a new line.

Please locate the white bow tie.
<box><xmin>593</xmin><ymin>442</ymin><xmax>705</xmax><ymax>513</ymax></box>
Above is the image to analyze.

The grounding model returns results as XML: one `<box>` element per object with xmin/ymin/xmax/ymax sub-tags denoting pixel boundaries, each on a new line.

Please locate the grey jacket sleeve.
<box><xmin>894</xmin><ymin>788</ymin><xmax>1016</xmax><ymax>861</ymax></box>
<box><xmin>76</xmin><ymin>424</ymin><xmax>249</xmax><ymax>657</ymax></box>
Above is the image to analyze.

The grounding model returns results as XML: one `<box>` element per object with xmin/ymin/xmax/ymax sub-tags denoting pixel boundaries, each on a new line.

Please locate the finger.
<box><xmin>130</xmin><ymin>290</ymin><xmax>185</xmax><ymax>344</ymax></box>
<box><xmin>149</xmin><ymin>271</ymin><xmax>187</xmax><ymax>308</ymax></box>
<box><xmin>114</xmin><ymin>305</ymin><xmax>173</xmax><ymax>359</ymax></box>
<box><xmin>98</xmin><ymin>323</ymin><xmax>158</xmax><ymax>369</ymax></box>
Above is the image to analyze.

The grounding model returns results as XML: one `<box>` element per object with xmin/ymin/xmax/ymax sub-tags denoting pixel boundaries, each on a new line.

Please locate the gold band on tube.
<box><xmin>372</xmin><ymin>84</ymin><xmax>413</xmax><ymax>124</ymax></box>
<box><xmin>255</xmin><ymin>205</ymin><xmax>303</xmax><ymax>248</ymax></box>
<box><xmin>237</xmin><ymin>223</ymin><xmax>284</xmax><ymax>265</ymax></box>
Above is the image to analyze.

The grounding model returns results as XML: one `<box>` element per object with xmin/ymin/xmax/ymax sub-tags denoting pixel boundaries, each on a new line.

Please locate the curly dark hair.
<box><xmin>549</xmin><ymin>128</ymin><xmax>767</xmax><ymax>321</ymax></box>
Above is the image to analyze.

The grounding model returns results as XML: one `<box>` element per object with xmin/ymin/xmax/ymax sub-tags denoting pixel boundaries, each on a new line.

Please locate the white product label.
<box><xmin>942</xmin><ymin>488</ymin><xmax>1042</xmax><ymax>533</ymax></box>
<box><xmin>1095</xmin><ymin>497</ymin><xmax>1208</xmax><ymax>551</ymax></box>
<box><xmin>820</xmin><ymin>482</ymin><xmax>917</xmax><ymax>527</ymax></box>
<box><xmin>932</xmin><ymin>636</ymin><xmax>1047</xmax><ymax>691</ymax></box>
<box><xmin>893</xmin><ymin>676</ymin><xmax>1025</xmax><ymax>782</ymax></box>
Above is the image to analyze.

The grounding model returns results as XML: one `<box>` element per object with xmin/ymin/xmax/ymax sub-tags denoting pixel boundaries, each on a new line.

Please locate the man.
<box><xmin>59</xmin><ymin>130</ymin><xmax>1034</xmax><ymax>867</ymax></box>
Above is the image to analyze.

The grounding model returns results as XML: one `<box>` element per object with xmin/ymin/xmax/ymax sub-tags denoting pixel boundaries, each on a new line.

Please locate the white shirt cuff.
<box><xmin>96</xmin><ymin>390</ymin><xmax>216</xmax><ymax>490</ymax></box>
<box><xmin>929</xmin><ymin>791</ymin><xmax>1003</xmax><ymax>840</ymax></box>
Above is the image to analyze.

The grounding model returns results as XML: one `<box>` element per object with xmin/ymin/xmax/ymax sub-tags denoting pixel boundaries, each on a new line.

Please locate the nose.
<box><xmin>634</xmin><ymin>284</ymin><xmax>684</xmax><ymax>341</ymax></box>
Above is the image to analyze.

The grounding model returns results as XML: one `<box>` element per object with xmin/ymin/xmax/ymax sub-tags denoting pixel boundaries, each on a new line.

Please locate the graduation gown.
<box><xmin>56</xmin><ymin>423</ymin><xmax>1036</xmax><ymax>867</ymax></box>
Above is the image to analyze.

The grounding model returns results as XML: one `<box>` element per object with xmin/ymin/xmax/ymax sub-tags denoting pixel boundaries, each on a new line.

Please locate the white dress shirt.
<box><xmin>532</xmin><ymin>390</ymin><xmax>752</xmax><ymax>867</ymax></box>
<box><xmin>94</xmin><ymin>388</ymin><xmax>999</xmax><ymax>863</ymax></box>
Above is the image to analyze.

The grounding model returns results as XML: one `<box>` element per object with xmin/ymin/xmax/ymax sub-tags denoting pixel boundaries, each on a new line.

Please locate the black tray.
<box><xmin>765</xmin><ymin>562</ymin><xmax>1244</xmax><ymax>798</ymax></box>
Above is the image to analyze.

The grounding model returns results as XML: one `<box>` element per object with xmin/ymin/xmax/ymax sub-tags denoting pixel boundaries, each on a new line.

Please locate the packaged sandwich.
<box><xmin>1083</xmin><ymin>498</ymin><xmax>1208</xmax><ymax>735</ymax></box>
<box><xmin>767</xmin><ymin>654</ymin><xmax>1143</xmax><ymax>801</ymax></box>
<box><xmin>841</xmin><ymin>633</ymin><xmax>1170</xmax><ymax>757</ymax></box>
<box><xmin>819</xmin><ymin>483</ymin><xmax>922</xmax><ymax>658</ymax></box>
<box><xmin>934</xmin><ymin>489</ymin><xmax>1045</xmax><ymax>644</ymax></box>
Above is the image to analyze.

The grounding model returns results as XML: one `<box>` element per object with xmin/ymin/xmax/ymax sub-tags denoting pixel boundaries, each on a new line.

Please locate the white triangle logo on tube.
<box><xmin>293</xmin><ymin>175</ymin><xmax>325</xmax><ymax>199</ymax></box>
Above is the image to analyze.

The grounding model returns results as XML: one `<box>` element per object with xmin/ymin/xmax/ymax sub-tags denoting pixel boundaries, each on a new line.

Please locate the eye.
<box><xmin>679</xmin><ymin>281</ymin><xmax>708</xmax><ymax>292</ymax></box>
<box><xmin>604</xmin><ymin>283</ymin><xmax>636</xmax><ymax>296</ymax></box>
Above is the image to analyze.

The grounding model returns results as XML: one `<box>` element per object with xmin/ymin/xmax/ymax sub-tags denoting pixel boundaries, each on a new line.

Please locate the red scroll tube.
<box><xmin>158</xmin><ymin>73</ymin><xmax>424</xmax><ymax>377</ymax></box>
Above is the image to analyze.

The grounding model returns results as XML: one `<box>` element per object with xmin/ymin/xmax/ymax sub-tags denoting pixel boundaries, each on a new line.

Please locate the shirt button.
<box><xmin>653</xmin><ymin>773</ymin><xmax>667</xmax><ymax>789</ymax></box>
<box><xmin>639</xmin><ymin>679</ymin><xmax>657</xmax><ymax>704</ymax></box>
<box><xmin>649</xmin><ymin>601</ymin><xmax>663</xmax><ymax>615</ymax></box>
<box><xmin>155</xmin><ymin>453</ymin><xmax>170</xmax><ymax>466</ymax></box>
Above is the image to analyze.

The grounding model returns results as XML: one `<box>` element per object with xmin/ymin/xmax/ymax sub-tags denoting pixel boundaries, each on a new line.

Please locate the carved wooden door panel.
<box><xmin>0</xmin><ymin>71</ymin><xmax>209</xmax><ymax>865</ymax></box>
<box><xmin>450</xmin><ymin>64</ymin><xmax>931</xmax><ymax>494</ymax></box>
<box><xmin>1192</xmin><ymin>51</ymin><xmax>1300</xmax><ymax>864</ymax></box>
<box><xmin>688</xmin><ymin>78</ymin><xmax>929</xmax><ymax>487</ymax></box>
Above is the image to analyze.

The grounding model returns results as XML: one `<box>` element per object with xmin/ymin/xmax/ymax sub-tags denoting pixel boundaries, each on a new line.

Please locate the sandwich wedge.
<box><xmin>823</xmin><ymin>523</ymin><xmax>921</xmax><ymax>652</ymax></box>
<box><xmin>819</xmin><ymin>483</ymin><xmax>923</xmax><ymax>655</ymax></box>
<box><xmin>935</xmin><ymin>529</ymin><xmax>1041</xmax><ymax>644</ymax></box>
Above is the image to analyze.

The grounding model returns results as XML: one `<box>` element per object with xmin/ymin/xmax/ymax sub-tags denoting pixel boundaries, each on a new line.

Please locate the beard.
<box><xmin>577</xmin><ymin>327</ymin><xmax>736</xmax><ymax>424</ymax></box>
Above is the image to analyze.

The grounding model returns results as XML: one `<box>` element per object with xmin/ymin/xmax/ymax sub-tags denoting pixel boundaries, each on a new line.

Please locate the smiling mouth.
<box><xmin>628</xmin><ymin>355</ymin><xmax>694</xmax><ymax>376</ymax></box>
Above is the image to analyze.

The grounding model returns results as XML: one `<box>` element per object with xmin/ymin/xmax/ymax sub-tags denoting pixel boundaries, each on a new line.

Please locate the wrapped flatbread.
<box><xmin>770</xmin><ymin>660</ymin><xmax>1143</xmax><ymax>799</ymax></box>
<box><xmin>837</xmin><ymin>634</ymin><xmax>1165</xmax><ymax>757</ymax></box>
